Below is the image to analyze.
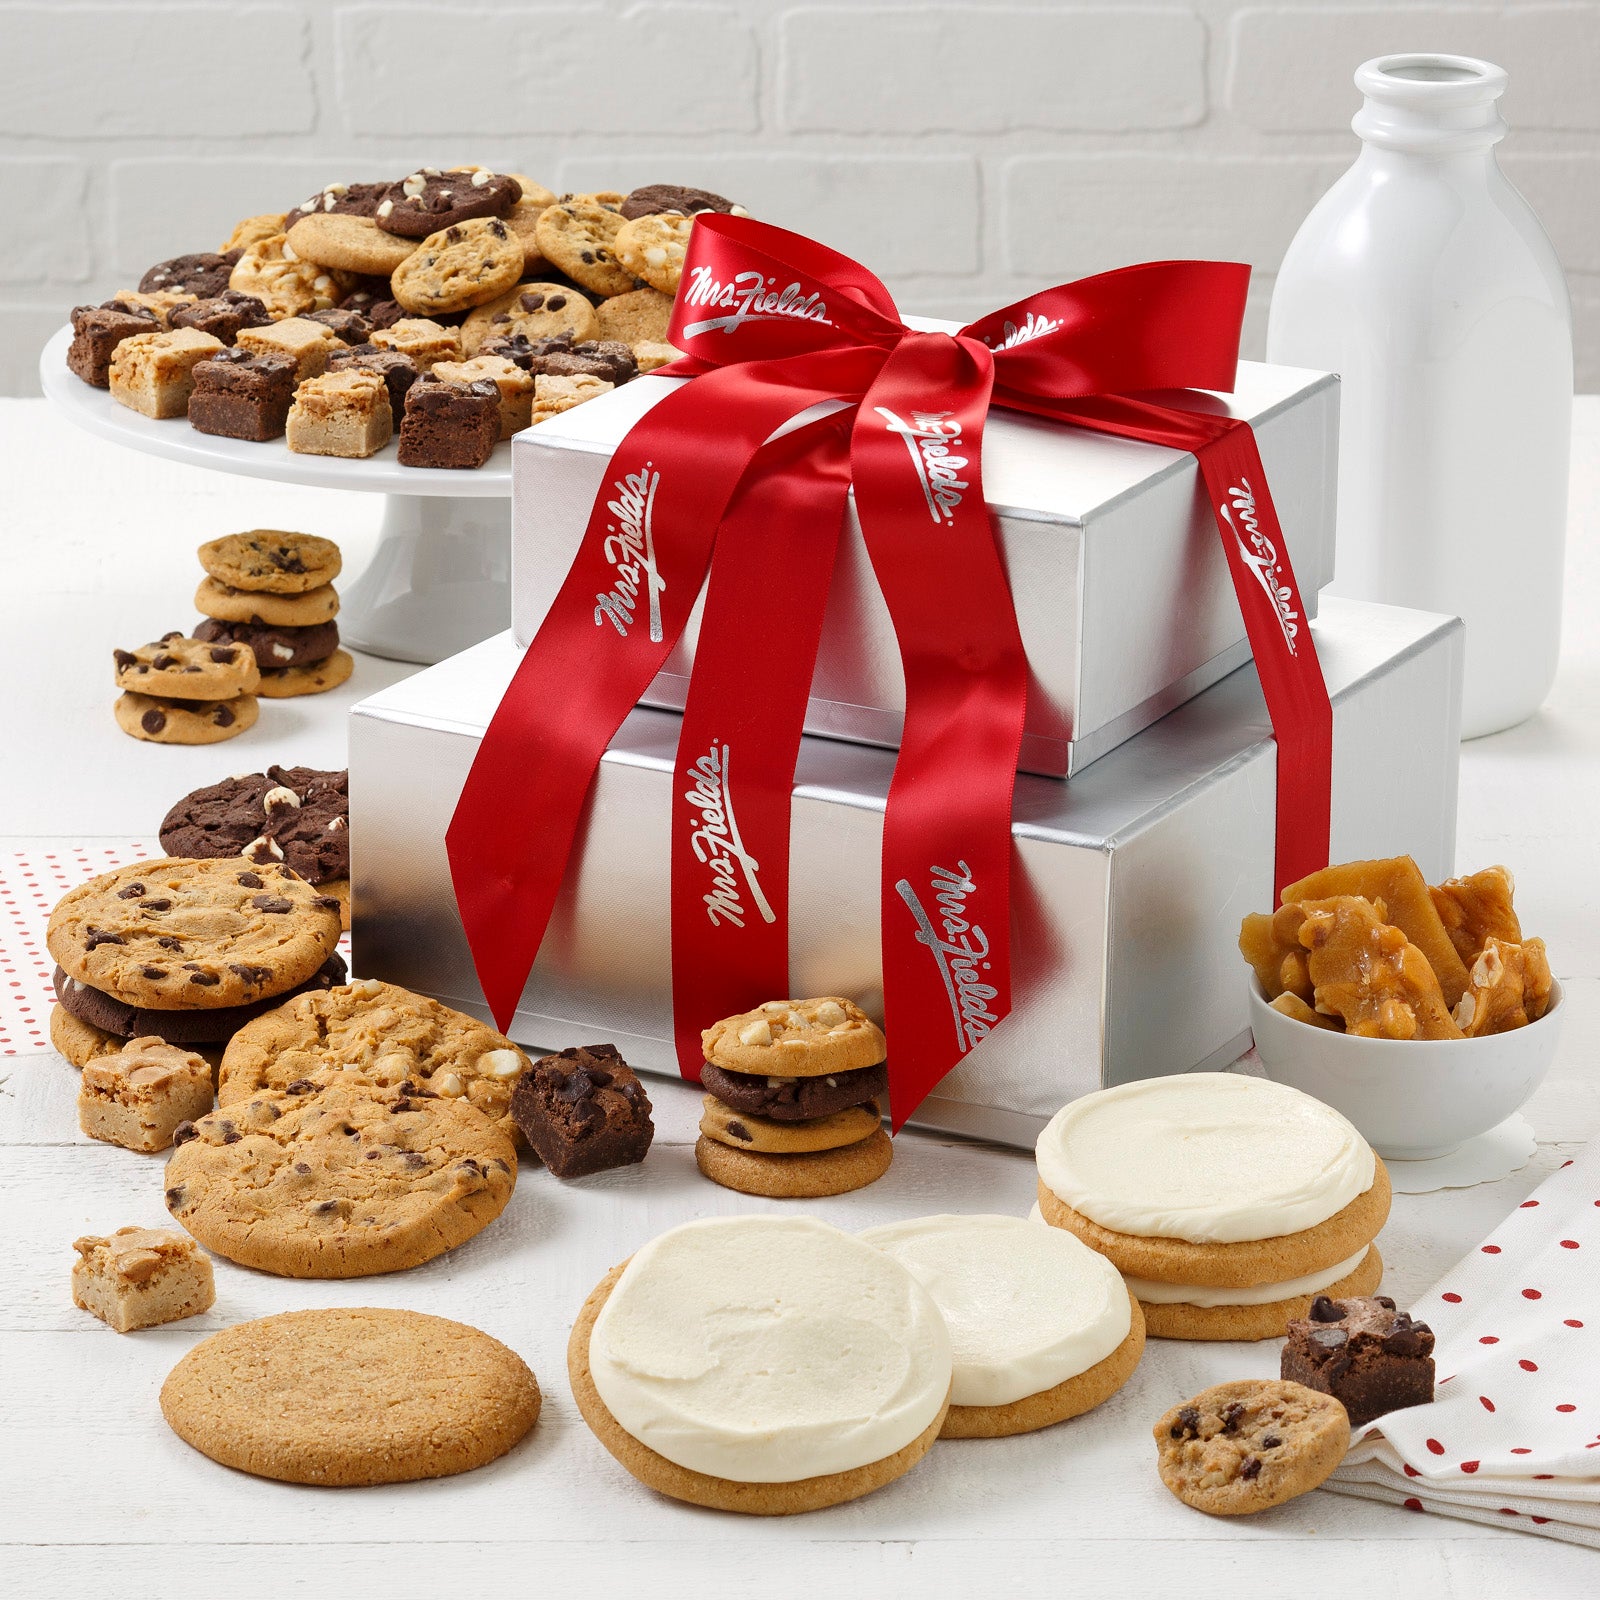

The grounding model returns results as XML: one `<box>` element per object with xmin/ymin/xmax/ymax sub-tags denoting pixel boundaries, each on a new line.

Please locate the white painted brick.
<box><xmin>1005</xmin><ymin>156</ymin><xmax>1347</xmax><ymax>281</ymax></box>
<box><xmin>108</xmin><ymin>158</ymin><xmax>391</xmax><ymax>278</ymax></box>
<box><xmin>1501</xmin><ymin>155</ymin><xmax>1600</xmax><ymax>274</ymax></box>
<box><xmin>0</xmin><ymin>6</ymin><xmax>314</xmax><ymax>136</ymax></box>
<box><xmin>0</xmin><ymin>305</ymin><xmax>71</xmax><ymax>396</ymax></box>
<box><xmin>779</xmin><ymin>5</ymin><xmax>1206</xmax><ymax>132</ymax></box>
<box><xmin>558</xmin><ymin>155</ymin><xmax>981</xmax><ymax>276</ymax></box>
<box><xmin>1229</xmin><ymin>6</ymin><xmax>1600</xmax><ymax>132</ymax></box>
<box><xmin>0</xmin><ymin>161</ymin><xmax>92</xmax><ymax>284</ymax></box>
<box><xmin>335</xmin><ymin>5</ymin><xmax>757</xmax><ymax>135</ymax></box>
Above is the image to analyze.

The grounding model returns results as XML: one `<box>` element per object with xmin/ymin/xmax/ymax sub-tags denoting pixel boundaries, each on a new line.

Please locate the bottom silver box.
<box><xmin>350</xmin><ymin>596</ymin><xmax>1463</xmax><ymax>1148</ymax></box>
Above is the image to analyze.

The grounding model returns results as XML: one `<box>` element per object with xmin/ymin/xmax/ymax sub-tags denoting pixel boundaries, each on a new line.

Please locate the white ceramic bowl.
<box><xmin>1248</xmin><ymin>977</ymin><xmax>1563</xmax><ymax>1161</ymax></box>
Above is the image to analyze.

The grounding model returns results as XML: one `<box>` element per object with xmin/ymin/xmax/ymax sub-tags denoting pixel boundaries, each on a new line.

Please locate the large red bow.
<box><xmin>447</xmin><ymin>216</ymin><xmax>1331</xmax><ymax>1129</ymax></box>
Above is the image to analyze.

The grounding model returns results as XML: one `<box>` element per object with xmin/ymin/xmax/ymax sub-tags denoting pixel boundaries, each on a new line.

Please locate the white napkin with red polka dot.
<box><xmin>1328</xmin><ymin>1144</ymin><xmax>1600</xmax><ymax>1545</ymax></box>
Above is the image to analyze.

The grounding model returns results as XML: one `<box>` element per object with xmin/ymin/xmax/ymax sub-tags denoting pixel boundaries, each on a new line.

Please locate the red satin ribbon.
<box><xmin>447</xmin><ymin>215</ymin><xmax>1331</xmax><ymax>1129</ymax></box>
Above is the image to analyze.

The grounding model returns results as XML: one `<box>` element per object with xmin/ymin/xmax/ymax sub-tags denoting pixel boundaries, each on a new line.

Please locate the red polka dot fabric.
<box><xmin>1330</xmin><ymin>1149</ymin><xmax>1600</xmax><ymax>1547</ymax></box>
<box><xmin>2</xmin><ymin>844</ymin><xmax>351</xmax><ymax>1057</ymax></box>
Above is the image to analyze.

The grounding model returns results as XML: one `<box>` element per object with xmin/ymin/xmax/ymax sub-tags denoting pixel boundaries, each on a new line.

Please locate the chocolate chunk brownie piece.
<box><xmin>169</xmin><ymin>291</ymin><xmax>272</xmax><ymax>345</ymax></box>
<box><xmin>194</xmin><ymin>617</ymin><xmax>339</xmax><ymax>670</ymax></box>
<box><xmin>397</xmin><ymin>375</ymin><xmax>499</xmax><ymax>469</ymax></box>
<box><xmin>302</xmin><ymin>306</ymin><xmax>372</xmax><ymax>344</ymax></box>
<box><xmin>139</xmin><ymin>250</ymin><xmax>243</xmax><ymax>299</ymax></box>
<box><xmin>55</xmin><ymin>953</ymin><xmax>347</xmax><ymax>1045</ymax></box>
<box><xmin>698</xmin><ymin>1058</ymin><xmax>889</xmax><ymax>1123</ymax></box>
<box><xmin>67</xmin><ymin>303</ymin><xmax>159</xmax><ymax>386</ymax></box>
<box><xmin>619</xmin><ymin>184</ymin><xmax>741</xmax><ymax>220</ymax></box>
<box><xmin>327</xmin><ymin>345</ymin><xmax>419</xmax><ymax>417</ymax></box>
<box><xmin>509</xmin><ymin>1044</ymin><xmax>653</xmax><ymax>1178</ymax></box>
<box><xmin>187</xmin><ymin>348</ymin><xmax>298</xmax><ymax>441</ymax></box>
<box><xmin>376</xmin><ymin>168</ymin><xmax>522</xmax><ymax>239</ymax></box>
<box><xmin>1281</xmin><ymin>1295</ymin><xmax>1436</xmax><ymax>1429</ymax></box>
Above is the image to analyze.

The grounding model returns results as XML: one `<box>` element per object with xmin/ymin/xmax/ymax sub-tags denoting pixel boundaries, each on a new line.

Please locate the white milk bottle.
<box><xmin>1268</xmin><ymin>54</ymin><xmax>1572</xmax><ymax>737</ymax></box>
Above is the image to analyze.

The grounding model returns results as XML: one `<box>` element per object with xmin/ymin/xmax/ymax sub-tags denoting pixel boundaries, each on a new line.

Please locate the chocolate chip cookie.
<box><xmin>1153</xmin><ymin>1380</ymin><xmax>1351</xmax><ymax>1516</ymax></box>
<box><xmin>698</xmin><ymin>1058</ymin><xmax>888</xmax><ymax>1122</ymax></box>
<box><xmin>195</xmin><ymin>576</ymin><xmax>339</xmax><ymax>626</ymax></box>
<box><xmin>699</xmin><ymin>1094</ymin><xmax>881</xmax><ymax>1154</ymax></box>
<box><xmin>115</xmin><ymin>691</ymin><xmax>259</xmax><ymax>746</ymax></box>
<box><xmin>139</xmin><ymin>251</ymin><xmax>244</xmax><ymax>299</ymax></box>
<box><xmin>620</xmin><ymin>184</ymin><xmax>741</xmax><ymax>220</ymax></box>
<box><xmin>47</xmin><ymin>858</ymin><xmax>342</xmax><ymax>1010</ymax></box>
<box><xmin>461</xmin><ymin>282</ymin><xmax>599</xmax><ymax>355</ymax></box>
<box><xmin>159</xmin><ymin>766</ymin><xmax>348</xmax><ymax>885</ymax></box>
<box><xmin>217</xmin><ymin>978</ymin><xmax>530</xmax><ymax>1130</ymax></box>
<box><xmin>197</xmin><ymin>531</ymin><xmax>343</xmax><ymax>595</ymax></box>
<box><xmin>391</xmin><ymin>218</ymin><xmax>524</xmax><ymax>316</ymax></box>
<box><xmin>375</xmin><ymin>168</ymin><xmax>522</xmax><ymax>239</ymax></box>
<box><xmin>594</xmin><ymin>286</ymin><xmax>674</xmax><ymax>347</ymax></box>
<box><xmin>113</xmin><ymin>633</ymin><xmax>259</xmax><ymax>700</ymax></box>
<box><xmin>256</xmin><ymin>650</ymin><xmax>353</xmax><ymax>699</ymax></box>
<box><xmin>164</xmin><ymin>1081</ymin><xmax>518</xmax><ymax>1277</ymax></box>
<box><xmin>534</xmin><ymin>201</ymin><xmax>634</xmax><ymax>297</ymax></box>
<box><xmin>194</xmin><ymin>617</ymin><xmax>338</xmax><ymax>669</ymax></box>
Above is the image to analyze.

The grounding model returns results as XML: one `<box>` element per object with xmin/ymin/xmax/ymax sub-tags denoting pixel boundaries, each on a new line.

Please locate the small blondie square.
<box><xmin>67</xmin><ymin>302</ymin><xmax>158</xmax><ymax>386</ymax></box>
<box><xmin>1281</xmin><ymin>1295</ymin><xmax>1435</xmax><ymax>1429</ymax></box>
<box><xmin>432</xmin><ymin>355</ymin><xmax>534</xmax><ymax>438</ymax></box>
<box><xmin>528</xmin><ymin>372</ymin><xmax>612</xmax><ymax>425</ymax></box>
<box><xmin>509</xmin><ymin>1042</ymin><xmax>654</xmax><ymax>1178</ymax></box>
<box><xmin>77</xmin><ymin>1037</ymin><xmax>215</xmax><ymax>1152</ymax></box>
<box><xmin>169</xmin><ymin>290</ymin><xmax>273</xmax><ymax>346</ymax></box>
<box><xmin>72</xmin><ymin>1227</ymin><xmax>215</xmax><ymax>1333</ymax></box>
<box><xmin>286</xmin><ymin>368</ymin><xmax>393</xmax><ymax>458</ymax></box>
<box><xmin>104</xmin><ymin>288</ymin><xmax>198</xmax><ymax>328</ymax></box>
<box><xmin>398</xmin><ymin>374</ymin><xmax>500</xmax><ymax>467</ymax></box>
<box><xmin>108</xmin><ymin>328</ymin><xmax>226</xmax><ymax>419</ymax></box>
<box><xmin>188</xmin><ymin>348</ymin><xmax>298</xmax><ymax>441</ymax></box>
<box><xmin>236</xmin><ymin>315</ymin><xmax>348</xmax><ymax>381</ymax></box>
<box><xmin>370</xmin><ymin>316</ymin><xmax>462</xmax><ymax>371</ymax></box>
<box><xmin>327</xmin><ymin>344</ymin><xmax>419</xmax><ymax>417</ymax></box>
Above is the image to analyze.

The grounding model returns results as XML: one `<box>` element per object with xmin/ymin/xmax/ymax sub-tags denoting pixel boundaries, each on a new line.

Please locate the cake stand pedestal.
<box><xmin>39</xmin><ymin>326</ymin><xmax>513</xmax><ymax>665</ymax></box>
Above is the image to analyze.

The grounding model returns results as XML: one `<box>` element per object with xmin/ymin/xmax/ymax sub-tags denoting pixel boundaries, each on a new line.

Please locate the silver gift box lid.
<box><xmin>350</xmin><ymin>596</ymin><xmax>1461</xmax><ymax>1148</ymax></box>
<box><xmin>511</xmin><ymin>341</ymin><xmax>1339</xmax><ymax>776</ymax></box>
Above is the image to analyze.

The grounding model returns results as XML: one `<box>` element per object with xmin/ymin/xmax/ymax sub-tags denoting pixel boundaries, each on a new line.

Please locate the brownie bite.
<box><xmin>187</xmin><ymin>349</ymin><xmax>298</xmax><ymax>441</ymax></box>
<box><xmin>67</xmin><ymin>302</ymin><xmax>159</xmax><ymax>387</ymax></box>
<box><xmin>303</xmin><ymin>306</ymin><xmax>373</xmax><ymax>344</ymax></box>
<box><xmin>1281</xmin><ymin>1295</ymin><xmax>1436</xmax><ymax>1429</ymax></box>
<box><xmin>510</xmin><ymin>1043</ymin><xmax>654</xmax><ymax>1178</ymax></box>
<box><xmin>397</xmin><ymin>374</ymin><xmax>500</xmax><ymax>468</ymax></box>
<box><xmin>169</xmin><ymin>291</ymin><xmax>272</xmax><ymax>345</ymax></box>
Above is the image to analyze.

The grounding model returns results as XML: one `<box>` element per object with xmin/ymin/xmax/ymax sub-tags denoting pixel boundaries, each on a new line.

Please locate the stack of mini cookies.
<box><xmin>114</xmin><ymin>630</ymin><xmax>262</xmax><ymax>746</ymax></box>
<box><xmin>47</xmin><ymin>858</ymin><xmax>345</xmax><ymax>1070</ymax></box>
<box><xmin>695</xmin><ymin>997</ymin><xmax>893</xmax><ymax>1198</ymax></box>
<box><xmin>194</xmin><ymin>531</ymin><xmax>351</xmax><ymax>698</ymax></box>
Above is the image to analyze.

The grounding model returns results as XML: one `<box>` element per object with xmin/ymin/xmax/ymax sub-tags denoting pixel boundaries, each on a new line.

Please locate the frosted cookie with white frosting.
<box><xmin>861</xmin><ymin>1214</ymin><xmax>1145</xmax><ymax>1437</ymax></box>
<box><xmin>1034</xmin><ymin>1075</ymin><xmax>1390</xmax><ymax>1340</ymax></box>
<box><xmin>568</xmin><ymin>1216</ymin><xmax>951</xmax><ymax>1513</ymax></box>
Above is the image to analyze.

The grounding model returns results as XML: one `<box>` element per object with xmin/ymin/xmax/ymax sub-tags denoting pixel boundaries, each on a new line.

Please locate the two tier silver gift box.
<box><xmin>350</xmin><ymin>597</ymin><xmax>1463</xmax><ymax>1148</ymax></box>
<box><xmin>510</xmin><ymin>345</ymin><xmax>1340</xmax><ymax>778</ymax></box>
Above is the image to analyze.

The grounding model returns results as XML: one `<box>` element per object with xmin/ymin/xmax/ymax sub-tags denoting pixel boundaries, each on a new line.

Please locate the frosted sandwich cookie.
<box><xmin>860</xmin><ymin>1214</ymin><xmax>1145</xmax><ymax>1437</ymax></box>
<box><xmin>569</xmin><ymin>1216</ymin><xmax>952</xmax><ymax>1513</ymax></box>
<box><xmin>1035</xmin><ymin>1075</ymin><xmax>1389</xmax><ymax>1341</ymax></box>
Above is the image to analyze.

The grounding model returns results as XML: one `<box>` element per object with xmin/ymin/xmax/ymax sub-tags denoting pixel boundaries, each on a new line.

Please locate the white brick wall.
<box><xmin>3</xmin><ymin>0</ymin><xmax>1599</xmax><ymax>394</ymax></box>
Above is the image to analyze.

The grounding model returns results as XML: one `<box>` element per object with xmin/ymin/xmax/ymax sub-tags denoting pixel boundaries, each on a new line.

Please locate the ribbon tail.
<box><xmin>850</xmin><ymin>334</ymin><xmax>1026</xmax><ymax>1132</ymax></box>
<box><xmin>670</xmin><ymin>414</ymin><xmax>856</xmax><ymax>1079</ymax></box>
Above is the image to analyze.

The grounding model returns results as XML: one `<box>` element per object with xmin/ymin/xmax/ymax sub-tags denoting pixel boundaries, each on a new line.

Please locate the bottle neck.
<box><xmin>1351</xmin><ymin>52</ymin><xmax>1508</xmax><ymax>156</ymax></box>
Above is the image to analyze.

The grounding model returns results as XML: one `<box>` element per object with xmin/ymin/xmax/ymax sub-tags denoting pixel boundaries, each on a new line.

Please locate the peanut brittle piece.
<box><xmin>1241</xmin><ymin>897</ymin><xmax>1387</xmax><ymax>1002</ymax></box>
<box><xmin>1453</xmin><ymin>936</ymin><xmax>1554</xmax><ymax>1036</ymax></box>
<box><xmin>1283</xmin><ymin>858</ymin><xmax>1469</xmax><ymax>1009</ymax></box>
<box><xmin>1268</xmin><ymin>992</ymin><xmax>1345</xmax><ymax>1031</ymax></box>
<box><xmin>1430</xmin><ymin>866</ymin><xmax>1521</xmax><ymax>966</ymax></box>
<box><xmin>1299</xmin><ymin>898</ymin><xmax>1463</xmax><ymax>1040</ymax></box>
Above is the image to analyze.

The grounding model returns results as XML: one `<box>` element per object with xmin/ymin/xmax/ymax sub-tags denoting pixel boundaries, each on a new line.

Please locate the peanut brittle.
<box><xmin>1453</xmin><ymin>936</ymin><xmax>1553</xmax><ymax>1037</ymax></box>
<box><xmin>1241</xmin><ymin>897</ymin><xmax>1387</xmax><ymax>1002</ymax></box>
<box><xmin>1298</xmin><ymin>898</ymin><xmax>1463</xmax><ymax>1040</ymax></box>
<box><xmin>1268</xmin><ymin>992</ymin><xmax>1345</xmax><ymax>1031</ymax></box>
<box><xmin>1282</xmin><ymin>857</ymin><xmax>1470</xmax><ymax>1009</ymax></box>
<box><xmin>1430</xmin><ymin>866</ymin><xmax>1521</xmax><ymax>966</ymax></box>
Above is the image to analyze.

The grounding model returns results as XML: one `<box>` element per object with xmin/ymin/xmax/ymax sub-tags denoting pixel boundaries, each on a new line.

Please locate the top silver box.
<box><xmin>512</xmin><ymin>341</ymin><xmax>1339</xmax><ymax>777</ymax></box>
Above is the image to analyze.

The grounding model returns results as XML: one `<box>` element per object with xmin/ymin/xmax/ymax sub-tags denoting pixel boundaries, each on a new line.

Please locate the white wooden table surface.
<box><xmin>1</xmin><ymin>397</ymin><xmax>1597</xmax><ymax>1599</ymax></box>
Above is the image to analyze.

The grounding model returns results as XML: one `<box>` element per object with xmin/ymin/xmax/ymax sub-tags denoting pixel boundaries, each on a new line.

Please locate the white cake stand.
<box><xmin>39</xmin><ymin>326</ymin><xmax>513</xmax><ymax>665</ymax></box>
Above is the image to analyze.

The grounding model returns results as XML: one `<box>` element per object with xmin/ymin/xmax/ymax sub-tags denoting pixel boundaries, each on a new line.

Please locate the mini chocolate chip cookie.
<box><xmin>113</xmin><ymin>632</ymin><xmax>260</xmax><ymax>700</ymax></box>
<box><xmin>698</xmin><ymin>1058</ymin><xmax>888</xmax><ymax>1122</ymax></box>
<box><xmin>391</xmin><ymin>218</ymin><xmax>525</xmax><ymax>316</ymax></box>
<box><xmin>614</xmin><ymin>213</ymin><xmax>693</xmax><ymax>295</ymax></box>
<box><xmin>695</xmin><ymin>1129</ymin><xmax>893</xmax><ymax>1198</ymax></box>
<box><xmin>461</xmin><ymin>282</ymin><xmax>600</xmax><ymax>355</ymax></box>
<box><xmin>139</xmin><ymin>251</ymin><xmax>243</xmax><ymax>299</ymax></box>
<box><xmin>197</xmin><ymin>530</ymin><xmax>342</xmax><ymax>595</ymax></box>
<box><xmin>595</xmin><ymin>286</ymin><xmax>675</xmax><ymax>347</ymax></box>
<box><xmin>115</xmin><ymin>692</ymin><xmax>259</xmax><ymax>746</ymax></box>
<box><xmin>193</xmin><ymin>618</ymin><xmax>338</xmax><ymax>670</ymax></box>
<box><xmin>702</xmin><ymin>997</ymin><xmax>888</xmax><ymax>1078</ymax></box>
<box><xmin>620</xmin><ymin>184</ymin><xmax>742</xmax><ymax>220</ymax></box>
<box><xmin>256</xmin><ymin>649</ymin><xmax>354</xmax><ymax>700</ymax></box>
<box><xmin>195</xmin><ymin>576</ymin><xmax>339</xmax><ymax>626</ymax></box>
<box><xmin>286</xmin><ymin>212</ymin><xmax>417</xmax><ymax>277</ymax></box>
<box><xmin>535</xmin><ymin>201</ymin><xmax>634</xmax><ymax>297</ymax></box>
<box><xmin>699</xmin><ymin>1094</ymin><xmax>881</xmax><ymax>1154</ymax></box>
<box><xmin>47</xmin><ymin>857</ymin><xmax>342</xmax><ymax>1011</ymax></box>
<box><xmin>164</xmin><ymin>1082</ymin><xmax>518</xmax><ymax>1278</ymax></box>
<box><xmin>375</xmin><ymin>168</ymin><xmax>522</xmax><ymax>239</ymax></box>
<box><xmin>159</xmin><ymin>766</ymin><xmax>348</xmax><ymax>884</ymax></box>
<box><xmin>1153</xmin><ymin>1380</ymin><xmax>1351</xmax><ymax>1516</ymax></box>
